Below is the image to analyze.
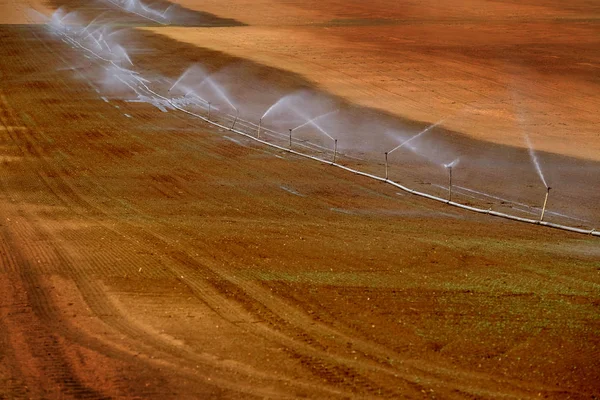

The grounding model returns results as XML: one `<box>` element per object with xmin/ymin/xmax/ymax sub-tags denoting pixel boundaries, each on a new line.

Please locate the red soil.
<box><xmin>0</xmin><ymin>1</ymin><xmax>599</xmax><ymax>399</ymax></box>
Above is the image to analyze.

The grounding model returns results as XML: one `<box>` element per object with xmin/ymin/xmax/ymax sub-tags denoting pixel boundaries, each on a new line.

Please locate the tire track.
<box><xmin>0</xmin><ymin>214</ymin><xmax>111</xmax><ymax>399</ymax></box>
<box><xmin>2</xmin><ymin>24</ymin><xmax>591</xmax><ymax>398</ymax></box>
<box><xmin>1</xmin><ymin>61</ymin><xmax>354</xmax><ymax>398</ymax></box>
<box><xmin>1</xmin><ymin>48</ymin><xmax>420</xmax><ymax>396</ymax></box>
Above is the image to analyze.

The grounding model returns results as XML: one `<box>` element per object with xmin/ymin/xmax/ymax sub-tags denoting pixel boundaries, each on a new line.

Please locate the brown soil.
<box><xmin>1</xmin><ymin>1</ymin><xmax>599</xmax><ymax>399</ymax></box>
<box><xmin>159</xmin><ymin>0</ymin><xmax>600</xmax><ymax>161</ymax></box>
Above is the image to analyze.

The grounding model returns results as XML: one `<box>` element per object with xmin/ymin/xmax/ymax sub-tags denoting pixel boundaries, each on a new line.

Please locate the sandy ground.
<box><xmin>0</xmin><ymin>0</ymin><xmax>54</xmax><ymax>23</ymax></box>
<box><xmin>1</xmin><ymin>0</ymin><xmax>600</xmax><ymax>399</ymax></box>
<box><xmin>150</xmin><ymin>0</ymin><xmax>600</xmax><ymax>161</ymax></box>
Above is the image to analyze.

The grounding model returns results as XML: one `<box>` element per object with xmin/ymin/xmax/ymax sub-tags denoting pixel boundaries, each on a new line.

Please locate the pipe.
<box><xmin>288</xmin><ymin>128</ymin><xmax>292</xmax><ymax>149</ymax></box>
<box><xmin>207</xmin><ymin>102</ymin><xmax>211</xmax><ymax>121</ymax></box>
<box><xmin>92</xmin><ymin>53</ymin><xmax>597</xmax><ymax>239</ymax></box>
<box><xmin>540</xmin><ymin>187</ymin><xmax>551</xmax><ymax>221</ymax></box>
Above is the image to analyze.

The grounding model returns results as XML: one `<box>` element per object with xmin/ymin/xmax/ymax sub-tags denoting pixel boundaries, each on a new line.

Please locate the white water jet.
<box><xmin>46</xmin><ymin>6</ymin><xmax>599</xmax><ymax>236</ymax></box>
<box><xmin>444</xmin><ymin>158</ymin><xmax>460</xmax><ymax>169</ymax></box>
<box><xmin>112</xmin><ymin>44</ymin><xmax>133</xmax><ymax>66</ymax></box>
<box><xmin>198</xmin><ymin>76</ymin><xmax>237</xmax><ymax>112</ymax></box>
<box><xmin>81</xmin><ymin>12</ymin><xmax>109</xmax><ymax>35</ymax></box>
<box><xmin>387</xmin><ymin>119</ymin><xmax>445</xmax><ymax>155</ymax></box>
<box><xmin>524</xmin><ymin>133</ymin><xmax>548</xmax><ymax>188</ymax></box>
<box><xmin>261</xmin><ymin>94</ymin><xmax>293</xmax><ymax>120</ymax></box>
<box><xmin>261</xmin><ymin>90</ymin><xmax>332</xmax><ymax>126</ymax></box>
<box><xmin>289</xmin><ymin>105</ymin><xmax>336</xmax><ymax>141</ymax></box>
<box><xmin>169</xmin><ymin>64</ymin><xmax>207</xmax><ymax>92</ymax></box>
<box><xmin>105</xmin><ymin>0</ymin><xmax>170</xmax><ymax>24</ymax></box>
<box><xmin>293</xmin><ymin>109</ymin><xmax>339</xmax><ymax>132</ymax></box>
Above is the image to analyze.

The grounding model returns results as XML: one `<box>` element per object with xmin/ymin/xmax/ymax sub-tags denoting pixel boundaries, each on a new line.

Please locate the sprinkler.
<box><xmin>332</xmin><ymin>139</ymin><xmax>338</xmax><ymax>164</ymax></box>
<box><xmin>443</xmin><ymin>158</ymin><xmax>459</xmax><ymax>202</ymax></box>
<box><xmin>257</xmin><ymin>118</ymin><xmax>262</xmax><ymax>138</ymax></box>
<box><xmin>447</xmin><ymin>166</ymin><xmax>453</xmax><ymax>202</ymax></box>
<box><xmin>384</xmin><ymin>152</ymin><xmax>389</xmax><ymax>180</ymax></box>
<box><xmin>230</xmin><ymin>108</ymin><xmax>239</xmax><ymax>131</ymax></box>
<box><xmin>207</xmin><ymin>102</ymin><xmax>211</xmax><ymax>121</ymax></box>
<box><xmin>540</xmin><ymin>187</ymin><xmax>551</xmax><ymax>221</ymax></box>
<box><xmin>288</xmin><ymin>128</ymin><xmax>292</xmax><ymax>149</ymax></box>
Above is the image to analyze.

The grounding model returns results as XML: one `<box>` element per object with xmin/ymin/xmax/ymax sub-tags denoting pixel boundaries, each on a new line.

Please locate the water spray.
<box><xmin>524</xmin><ymin>133</ymin><xmax>548</xmax><ymax>188</ymax></box>
<box><xmin>387</xmin><ymin>119</ymin><xmax>445</xmax><ymax>156</ymax></box>
<box><xmin>540</xmin><ymin>186</ymin><xmax>551</xmax><ymax>221</ymax></box>
<box><xmin>293</xmin><ymin>109</ymin><xmax>339</xmax><ymax>132</ymax></box>
<box><xmin>53</xmin><ymin>8</ymin><xmax>598</xmax><ymax>238</ymax></box>
<box><xmin>261</xmin><ymin>95</ymin><xmax>288</xmax><ymax>121</ymax></box>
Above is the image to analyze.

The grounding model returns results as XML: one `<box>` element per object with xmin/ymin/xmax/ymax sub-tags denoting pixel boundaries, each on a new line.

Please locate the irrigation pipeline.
<box><xmin>54</xmin><ymin>27</ymin><xmax>600</xmax><ymax>239</ymax></box>
<box><xmin>160</xmin><ymin>97</ymin><xmax>600</xmax><ymax>238</ymax></box>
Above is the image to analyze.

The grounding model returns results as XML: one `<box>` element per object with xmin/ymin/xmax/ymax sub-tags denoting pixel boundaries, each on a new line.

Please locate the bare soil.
<box><xmin>161</xmin><ymin>0</ymin><xmax>600</xmax><ymax>161</ymax></box>
<box><xmin>0</xmin><ymin>1</ymin><xmax>599</xmax><ymax>399</ymax></box>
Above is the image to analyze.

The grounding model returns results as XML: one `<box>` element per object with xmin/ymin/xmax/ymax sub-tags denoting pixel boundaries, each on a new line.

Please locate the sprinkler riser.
<box><xmin>230</xmin><ymin>110</ymin><xmax>239</xmax><ymax>130</ymax></box>
<box><xmin>257</xmin><ymin>119</ymin><xmax>261</xmax><ymax>138</ymax></box>
<box><xmin>448</xmin><ymin>167</ymin><xmax>453</xmax><ymax>202</ymax></box>
<box><xmin>384</xmin><ymin>152</ymin><xmax>388</xmax><ymax>180</ymax></box>
<box><xmin>333</xmin><ymin>139</ymin><xmax>338</xmax><ymax>164</ymax></box>
<box><xmin>55</xmin><ymin>11</ymin><xmax>597</xmax><ymax>238</ymax></box>
<box><xmin>540</xmin><ymin>188</ymin><xmax>551</xmax><ymax>221</ymax></box>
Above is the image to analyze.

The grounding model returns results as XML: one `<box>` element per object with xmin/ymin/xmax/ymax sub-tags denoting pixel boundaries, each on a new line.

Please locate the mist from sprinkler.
<box><xmin>523</xmin><ymin>133</ymin><xmax>554</xmax><ymax>221</ymax></box>
<box><xmin>47</xmin><ymin>7</ymin><xmax>81</xmax><ymax>33</ymax></box>
<box><xmin>292</xmin><ymin>109</ymin><xmax>339</xmax><ymax>134</ymax></box>
<box><xmin>524</xmin><ymin>133</ymin><xmax>548</xmax><ymax>189</ymax></box>
<box><xmin>105</xmin><ymin>0</ymin><xmax>171</xmax><ymax>24</ymax></box>
<box><xmin>81</xmin><ymin>12</ymin><xmax>109</xmax><ymax>35</ymax></box>
<box><xmin>261</xmin><ymin>93</ymin><xmax>294</xmax><ymax>121</ymax></box>
<box><xmin>289</xmin><ymin>106</ymin><xmax>339</xmax><ymax>159</ymax></box>
<box><xmin>259</xmin><ymin>94</ymin><xmax>339</xmax><ymax>155</ymax></box>
<box><xmin>168</xmin><ymin>66</ymin><xmax>238</xmax><ymax>117</ymax></box>
<box><xmin>199</xmin><ymin>75</ymin><xmax>237</xmax><ymax>112</ymax></box>
<box><xmin>46</xmin><ymin>11</ymin><xmax>181</xmax><ymax>112</ymax></box>
<box><xmin>260</xmin><ymin>90</ymin><xmax>332</xmax><ymax>127</ymax></box>
<box><xmin>168</xmin><ymin>65</ymin><xmax>208</xmax><ymax>93</ymax></box>
<box><xmin>443</xmin><ymin>158</ymin><xmax>460</xmax><ymax>170</ymax></box>
<box><xmin>47</xmin><ymin>11</ymin><xmax>136</xmax><ymax>70</ymax></box>
<box><xmin>46</xmin><ymin>5</ymin><xmax>596</xmax><ymax>233</ymax></box>
<box><xmin>383</xmin><ymin>119</ymin><xmax>445</xmax><ymax>179</ymax></box>
<box><xmin>387</xmin><ymin>119</ymin><xmax>445</xmax><ymax>156</ymax></box>
<box><xmin>259</xmin><ymin>94</ymin><xmax>300</xmax><ymax>140</ymax></box>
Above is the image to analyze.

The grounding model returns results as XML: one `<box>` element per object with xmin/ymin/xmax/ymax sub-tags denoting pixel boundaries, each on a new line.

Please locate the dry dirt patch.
<box><xmin>153</xmin><ymin>0</ymin><xmax>600</xmax><ymax>161</ymax></box>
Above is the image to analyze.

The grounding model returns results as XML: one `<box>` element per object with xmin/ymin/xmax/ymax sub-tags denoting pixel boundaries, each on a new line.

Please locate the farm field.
<box><xmin>161</xmin><ymin>0</ymin><xmax>600</xmax><ymax>161</ymax></box>
<box><xmin>0</xmin><ymin>0</ymin><xmax>599</xmax><ymax>399</ymax></box>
